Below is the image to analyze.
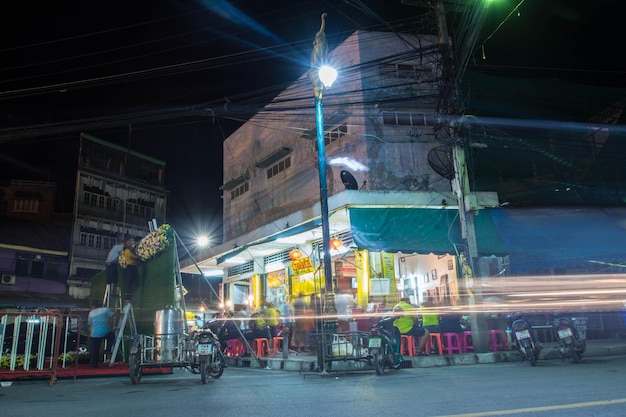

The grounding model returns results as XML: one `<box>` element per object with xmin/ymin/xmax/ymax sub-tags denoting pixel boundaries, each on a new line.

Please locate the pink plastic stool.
<box><xmin>442</xmin><ymin>332</ymin><xmax>463</xmax><ymax>354</ymax></box>
<box><xmin>226</xmin><ymin>338</ymin><xmax>245</xmax><ymax>356</ymax></box>
<box><xmin>488</xmin><ymin>330</ymin><xmax>506</xmax><ymax>351</ymax></box>
<box><xmin>462</xmin><ymin>331</ymin><xmax>474</xmax><ymax>352</ymax></box>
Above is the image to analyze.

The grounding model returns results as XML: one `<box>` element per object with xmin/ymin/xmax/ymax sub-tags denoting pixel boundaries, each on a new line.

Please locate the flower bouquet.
<box><xmin>136</xmin><ymin>224</ymin><xmax>173</xmax><ymax>262</ymax></box>
<box><xmin>118</xmin><ymin>250</ymin><xmax>128</xmax><ymax>269</ymax></box>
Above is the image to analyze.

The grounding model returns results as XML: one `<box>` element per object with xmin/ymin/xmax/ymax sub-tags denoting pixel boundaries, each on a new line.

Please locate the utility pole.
<box><xmin>405</xmin><ymin>0</ymin><xmax>488</xmax><ymax>351</ymax></box>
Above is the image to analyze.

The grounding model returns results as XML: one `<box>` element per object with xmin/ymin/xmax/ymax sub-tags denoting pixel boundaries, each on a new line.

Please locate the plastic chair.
<box><xmin>252</xmin><ymin>338</ymin><xmax>270</xmax><ymax>357</ymax></box>
<box><xmin>488</xmin><ymin>330</ymin><xmax>506</xmax><ymax>352</ymax></box>
<box><xmin>272</xmin><ymin>337</ymin><xmax>284</xmax><ymax>356</ymax></box>
<box><xmin>400</xmin><ymin>335</ymin><xmax>416</xmax><ymax>356</ymax></box>
<box><xmin>462</xmin><ymin>331</ymin><xmax>474</xmax><ymax>352</ymax></box>
<box><xmin>225</xmin><ymin>338</ymin><xmax>245</xmax><ymax>356</ymax></box>
<box><xmin>429</xmin><ymin>332</ymin><xmax>443</xmax><ymax>355</ymax></box>
<box><xmin>442</xmin><ymin>332</ymin><xmax>463</xmax><ymax>354</ymax></box>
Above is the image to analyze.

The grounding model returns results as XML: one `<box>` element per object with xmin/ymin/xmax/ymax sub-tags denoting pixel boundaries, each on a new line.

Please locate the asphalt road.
<box><xmin>2</xmin><ymin>355</ymin><xmax>625</xmax><ymax>417</ymax></box>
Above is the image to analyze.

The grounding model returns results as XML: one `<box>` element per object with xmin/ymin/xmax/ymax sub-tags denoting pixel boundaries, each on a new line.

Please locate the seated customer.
<box><xmin>393</xmin><ymin>298</ymin><xmax>430</xmax><ymax>355</ymax></box>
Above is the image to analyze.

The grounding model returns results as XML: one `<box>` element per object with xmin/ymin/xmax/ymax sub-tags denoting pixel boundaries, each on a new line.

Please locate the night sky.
<box><xmin>1</xmin><ymin>0</ymin><xmax>623</xmax><ymax>244</ymax></box>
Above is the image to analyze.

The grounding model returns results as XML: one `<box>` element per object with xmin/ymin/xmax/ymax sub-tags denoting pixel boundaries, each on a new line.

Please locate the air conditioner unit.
<box><xmin>1</xmin><ymin>274</ymin><xmax>16</xmax><ymax>285</ymax></box>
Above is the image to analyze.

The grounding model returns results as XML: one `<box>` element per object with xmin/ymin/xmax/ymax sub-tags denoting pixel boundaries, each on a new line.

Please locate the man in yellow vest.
<box><xmin>393</xmin><ymin>298</ymin><xmax>430</xmax><ymax>355</ymax></box>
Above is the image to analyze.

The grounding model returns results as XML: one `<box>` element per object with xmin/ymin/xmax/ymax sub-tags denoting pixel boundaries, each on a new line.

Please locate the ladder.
<box><xmin>103</xmin><ymin>284</ymin><xmax>123</xmax><ymax>311</ymax></box>
<box><xmin>107</xmin><ymin>302</ymin><xmax>137</xmax><ymax>367</ymax></box>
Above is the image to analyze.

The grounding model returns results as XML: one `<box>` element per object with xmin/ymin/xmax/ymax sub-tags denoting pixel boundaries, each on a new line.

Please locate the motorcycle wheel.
<box><xmin>200</xmin><ymin>359</ymin><xmax>210</xmax><ymax>384</ymax></box>
<box><xmin>571</xmin><ymin>348</ymin><xmax>581</xmax><ymax>364</ymax></box>
<box><xmin>374</xmin><ymin>350</ymin><xmax>386</xmax><ymax>375</ymax></box>
<box><xmin>209</xmin><ymin>356</ymin><xmax>225</xmax><ymax>379</ymax></box>
<box><xmin>527</xmin><ymin>347</ymin><xmax>537</xmax><ymax>366</ymax></box>
<box><xmin>129</xmin><ymin>352</ymin><xmax>142</xmax><ymax>385</ymax></box>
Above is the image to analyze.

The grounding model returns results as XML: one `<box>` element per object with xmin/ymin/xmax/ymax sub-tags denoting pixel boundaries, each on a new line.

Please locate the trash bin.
<box><xmin>571</xmin><ymin>317</ymin><xmax>587</xmax><ymax>340</ymax></box>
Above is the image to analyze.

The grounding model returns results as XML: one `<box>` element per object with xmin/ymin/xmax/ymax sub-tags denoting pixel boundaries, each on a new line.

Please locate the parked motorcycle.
<box><xmin>368</xmin><ymin>316</ymin><xmax>401</xmax><ymax>375</ymax></box>
<box><xmin>510</xmin><ymin>313</ymin><xmax>541</xmax><ymax>366</ymax></box>
<box><xmin>551</xmin><ymin>315</ymin><xmax>585</xmax><ymax>364</ymax></box>
<box><xmin>193</xmin><ymin>328</ymin><xmax>226</xmax><ymax>384</ymax></box>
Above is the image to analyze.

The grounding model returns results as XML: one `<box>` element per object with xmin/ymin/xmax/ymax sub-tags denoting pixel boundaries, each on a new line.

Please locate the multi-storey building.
<box><xmin>182</xmin><ymin>30</ymin><xmax>499</xmax><ymax>311</ymax></box>
<box><xmin>180</xmin><ymin>30</ymin><xmax>626</xmax><ymax>340</ymax></box>
<box><xmin>68</xmin><ymin>133</ymin><xmax>167</xmax><ymax>296</ymax></box>
<box><xmin>0</xmin><ymin>180</ymin><xmax>76</xmax><ymax>310</ymax></box>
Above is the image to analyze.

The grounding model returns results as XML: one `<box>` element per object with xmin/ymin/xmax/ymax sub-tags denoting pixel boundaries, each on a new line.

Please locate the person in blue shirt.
<box><xmin>87</xmin><ymin>300</ymin><xmax>116</xmax><ymax>368</ymax></box>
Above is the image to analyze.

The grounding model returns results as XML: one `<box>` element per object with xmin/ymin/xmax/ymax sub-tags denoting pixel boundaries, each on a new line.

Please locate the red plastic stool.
<box><xmin>252</xmin><ymin>338</ymin><xmax>270</xmax><ymax>357</ymax></box>
<box><xmin>442</xmin><ymin>332</ymin><xmax>463</xmax><ymax>354</ymax></box>
<box><xmin>400</xmin><ymin>335</ymin><xmax>416</xmax><ymax>356</ymax></box>
<box><xmin>429</xmin><ymin>332</ymin><xmax>443</xmax><ymax>355</ymax></box>
<box><xmin>488</xmin><ymin>330</ymin><xmax>506</xmax><ymax>351</ymax></box>
<box><xmin>272</xmin><ymin>337</ymin><xmax>284</xmax><ymax>356</ymax></box>
<box><xmin>462</xmin><ymin>331</ymin><xmax>474</xmax><ymax>352</ymax></box>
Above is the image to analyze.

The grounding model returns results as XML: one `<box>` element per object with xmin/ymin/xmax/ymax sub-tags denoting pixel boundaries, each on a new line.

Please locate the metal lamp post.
<box><xmin>310</xmin><ymin>14</ymin><xmax>338</xmax><ymax>373</ymax></box>
<box><xmin>314</xmin><ymin>65</ymin><xmax>337</xmax><ymax>294</ymax></box>
<box><xmin>309</xmin><ymin>13</ymin><xmax>338</xmax><ymax>296</ymax></box>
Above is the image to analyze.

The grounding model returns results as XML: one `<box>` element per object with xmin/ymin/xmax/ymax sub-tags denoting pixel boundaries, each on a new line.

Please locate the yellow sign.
<box><xmin>291</xmin><ymin>257</ymin><xmax>314</xmax><ymax>275</ymax></box>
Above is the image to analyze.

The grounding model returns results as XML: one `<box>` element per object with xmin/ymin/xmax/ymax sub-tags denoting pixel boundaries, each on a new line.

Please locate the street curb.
<box><xmin>224</xmin><ymin>340</ymin><xmax>626</xmax><ymax>372</ymax></box>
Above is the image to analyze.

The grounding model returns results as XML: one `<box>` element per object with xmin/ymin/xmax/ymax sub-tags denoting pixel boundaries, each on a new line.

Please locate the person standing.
<box><xmin>88</xmin><ymin>300</ymin><xmax>116</xmax><ymax>368</ymax></box>
<box><xmin>121</xmin><ymin>236</ymin><xmax>139</xmax><ymax>302</ymax></box>
<box><xmin>334</xmin><ymin>291</ymin><xmax>354</xmax><ymax>332</ymax></box>
<box><xmin>105</xmin><ymin>237</ymin><xmax>124</xmax><ymax>298</ymax></box>
<box><xmin>293</xmin><ymin>294</ymin><xmax>314</xmax><ymax>352</ymax></box>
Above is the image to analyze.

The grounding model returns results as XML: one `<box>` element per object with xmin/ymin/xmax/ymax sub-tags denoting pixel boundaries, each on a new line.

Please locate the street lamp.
<box><xmin>311</xmin><ymin>16</ymin><xmax>337</xmax><ymax>295</ymax></box>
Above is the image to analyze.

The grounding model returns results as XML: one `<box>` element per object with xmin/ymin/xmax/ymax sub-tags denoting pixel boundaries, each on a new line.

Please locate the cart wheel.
<box><xmin>129</xmin><ymin>352</ymin><xmax>142</xmax><ymax>385</ymax></box>
<box><xmin>200</xmin><ymin>360</ymin><xmax>209</xmax><ymax>384</ymax></box>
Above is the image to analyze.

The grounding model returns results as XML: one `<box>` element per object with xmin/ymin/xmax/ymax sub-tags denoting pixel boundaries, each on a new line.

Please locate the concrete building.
<box><xmin>68</xmin><ymin>133</ymin><xmax>168</xmax><ymax>298</ymax></box>
<box><xmin>181</xmin><ymin>30</ymin><xmax>500</xmax><ymax>311</ymax></box>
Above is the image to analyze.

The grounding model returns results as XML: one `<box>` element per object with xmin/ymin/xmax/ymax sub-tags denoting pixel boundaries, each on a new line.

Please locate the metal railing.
<box><xmin>0</xmin><ymin>312</ymin><xmax>83</xmax><ymax>385</ymax></box>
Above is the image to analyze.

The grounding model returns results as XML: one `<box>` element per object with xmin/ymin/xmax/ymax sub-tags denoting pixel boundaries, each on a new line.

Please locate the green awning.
<box><xmin>349</xmin><ymin>207</ymin><xmax>507</xmax><ymax>256</ymax></box>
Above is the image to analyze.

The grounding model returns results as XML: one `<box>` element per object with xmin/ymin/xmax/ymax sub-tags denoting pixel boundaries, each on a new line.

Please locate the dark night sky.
<box><xmin>1</xmin><ymin>0</ymin><xmax>624</xmax><ymax>244</ymax></box>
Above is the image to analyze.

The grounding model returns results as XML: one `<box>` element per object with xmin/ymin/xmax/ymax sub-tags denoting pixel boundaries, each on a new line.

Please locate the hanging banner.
<box><xmin>290</xmin><ymin>257</ymin><xmax>314</xmax><ymax>275</ymax></box>
<box><xmin>382</xmin><ymin>252</ymin><xmax>395</xmax><ymax>279</ymax></box>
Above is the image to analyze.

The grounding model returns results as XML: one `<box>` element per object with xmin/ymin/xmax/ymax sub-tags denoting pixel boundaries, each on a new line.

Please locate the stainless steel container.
<box><xmin>154</xmin><ymin>306</ymin><xmax>184</xmax><ymax>362</ymax></box>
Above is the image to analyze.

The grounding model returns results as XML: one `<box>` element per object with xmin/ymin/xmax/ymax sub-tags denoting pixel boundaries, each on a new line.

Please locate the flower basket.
<box><xmin>136</xmin><ymin>224</ymin><xmax>174</xmax><ymax>262</ymax></box>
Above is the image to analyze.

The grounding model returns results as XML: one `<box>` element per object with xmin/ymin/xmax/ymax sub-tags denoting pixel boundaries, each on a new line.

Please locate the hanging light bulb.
<box><xmin>330</xmin><ymin>237</ymin><xmax>344</xmax><ymax>250</ymax></box>
<box><xmin>289</xmin><ymin>248</ymin><xmax>303</xmax><ymax>260</ymax></box>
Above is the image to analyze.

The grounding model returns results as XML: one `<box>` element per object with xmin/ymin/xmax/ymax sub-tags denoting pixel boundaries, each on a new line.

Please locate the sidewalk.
<box><xmin>2</xmin><ymin>339</ymin><xmax>624</xmax><ymax>382</ymax></box>
<box><xmin>225</xmin><ymin>338</ymin><xmax>626</xmax><ymax>372</ymax></box>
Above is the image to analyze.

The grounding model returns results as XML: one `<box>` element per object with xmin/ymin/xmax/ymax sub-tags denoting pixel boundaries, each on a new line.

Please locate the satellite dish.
<box><xmin>427</xmin><ymin>145</ymin><xmax>455</xmax><ymax>180</ymax></box>
<box><xmin>341</xmin><ymin>170</ymin><xmax>358</xmax><ymax>190</ymax></box>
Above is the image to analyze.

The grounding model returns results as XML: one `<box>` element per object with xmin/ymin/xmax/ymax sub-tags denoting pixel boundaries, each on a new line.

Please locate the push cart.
<box><xmin>316</xmin><ymin>328</ymin><xmax>372</xmax><ymax>372</ymax></box>
<box><xmin>127</xmin><ymin>305</ymin><xmax>226</xmax><ymax>385</ymax></box>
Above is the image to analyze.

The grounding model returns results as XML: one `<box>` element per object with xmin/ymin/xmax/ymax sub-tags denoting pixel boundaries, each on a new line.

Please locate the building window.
<box><xmin>14</xmin><ymin>254</ymin><xmax>52</xmax><ymax>280</ymax></box>
<box><xmin>230</xmin><ymin>182</ymin><xmax>249</xmax><ymax>200</ymax></box>
<box><xmin>267</xmin><ymin>156</ymin><xmax>291</xmax><ymax>179</ymax></box>
<box><xmin>12</xmin><ymin>199</ymin><xmax>39</xmax><ymax>213</ymax></box>
<box><xmin>324</xmin><ymin>124</ymin><xmax>348</xmax><ymax>146</ymax></box>
<box><xmin>80</xmin><ymin>231</ymin><xmax>118</xmax><ymax>250</ymax></box>
<box><xmin>82</xmin><ymin>190</ymin><xmax>114</xmax><ymax>209</ymax></box>
<box><xmin>379</xmin><ymin>63</ymin><xmax>433</xmax><ymax>80</ymax></box>
<box><xmin>382</xmin><ymin>112</ymin><xmax>428</xmax><ymax>127</ymax></box>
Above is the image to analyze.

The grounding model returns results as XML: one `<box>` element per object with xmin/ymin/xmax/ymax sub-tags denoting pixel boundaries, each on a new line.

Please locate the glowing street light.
<box><xmin>310</xmin><ymin>13</ymin><xmax>337</xmax><ymax>294</ymax></box>
<box><xmin>196</xmin><ymin>235</ymin><xmax>210</xmax><ymax>247</ymax></box>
